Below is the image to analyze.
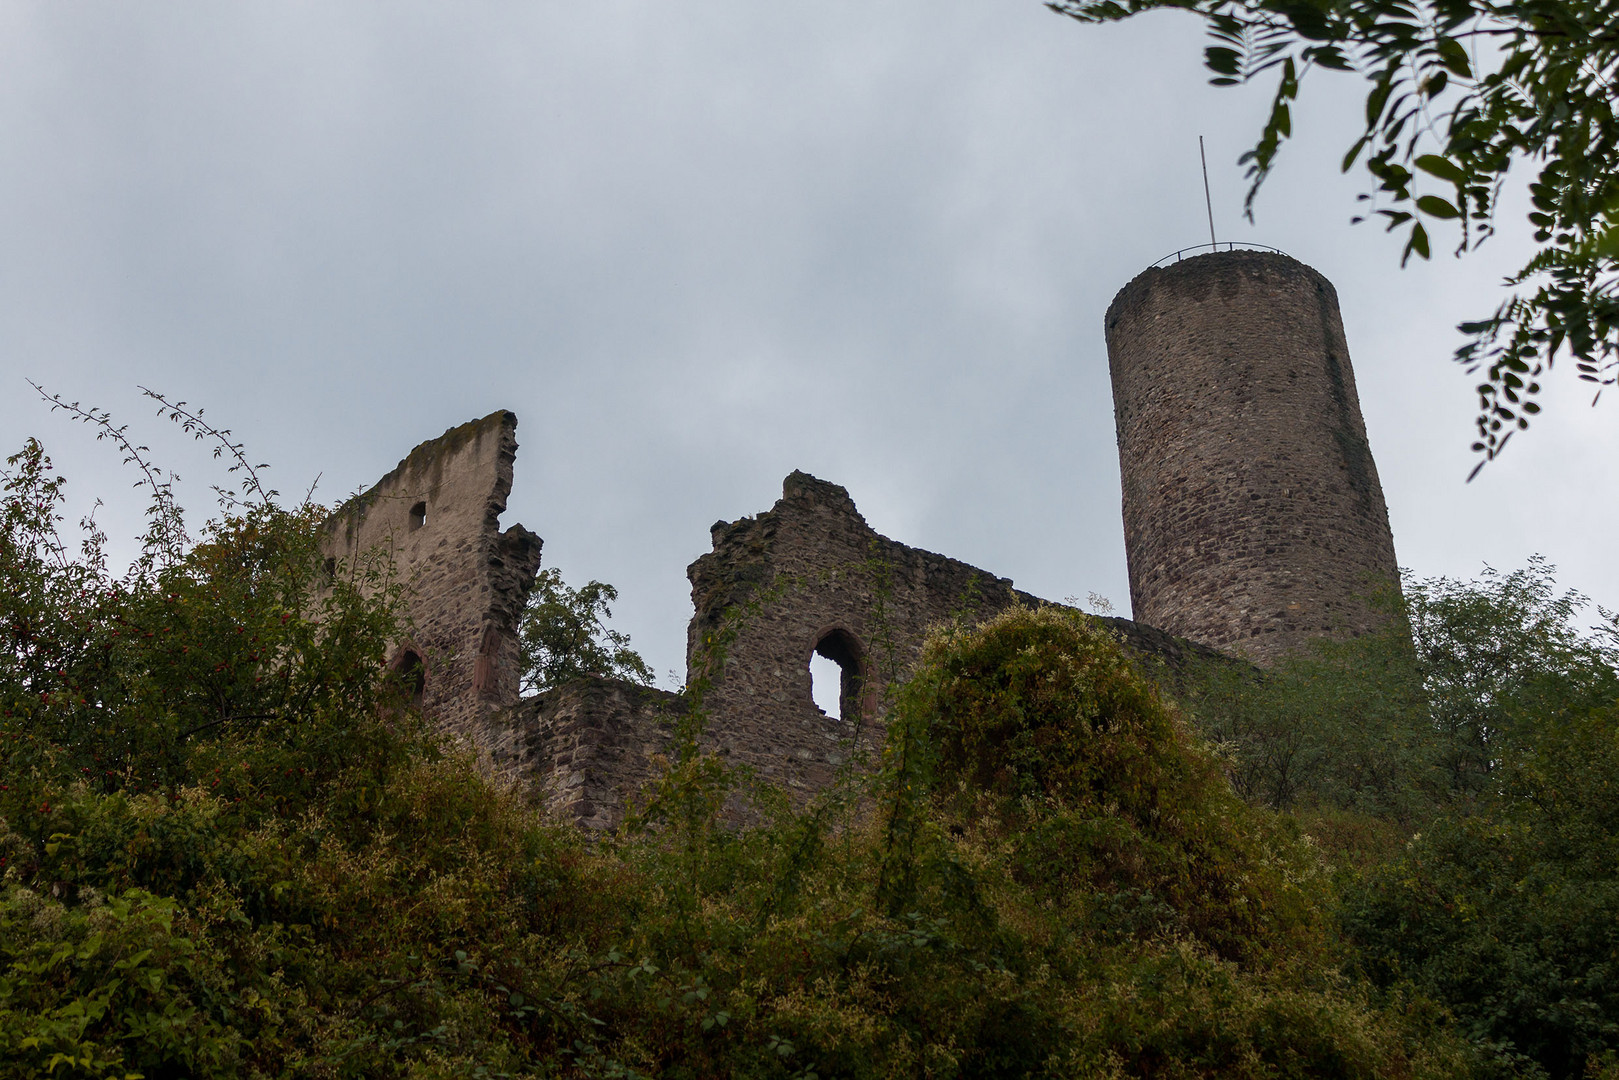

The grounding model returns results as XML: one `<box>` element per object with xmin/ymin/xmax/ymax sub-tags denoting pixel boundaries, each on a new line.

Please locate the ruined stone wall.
<box><xmin>320</xmin><ymin>411</ymin><xmax>543</xmax><ymax>749</ymax></box>
<box><xmin>484</xmin><ymin>472</ymin><xmax>1228</xmax><ymax>830</ymax></box>
<box><xmin>315</xmin><ymin>414</ymin><xmax>1243</xmax><ymax>831</ymax></box>
<box><xmin>685</xmin><ymin>472</ymin><xmax>1029</xmax><ymax>794</ymax></box>
<box><xmin>682</xmin><ymin>471</ymin><xmax>1218</xmax><ymax>797</ymax></box>
<box><xmin>1105</xmin><ymin>250</ymin><xmax>1400</xmax><ymax>665</ymax></box>
<box><xmin>495</xmin><ymin>678</ymin><xmax>684</xmax><ymax>830</ymax></box>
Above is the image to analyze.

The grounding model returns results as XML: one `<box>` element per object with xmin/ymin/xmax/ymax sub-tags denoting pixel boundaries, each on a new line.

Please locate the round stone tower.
<box><xmin>1105</xmin><ymin>249</ymin><xmax>1399</xmax><ymax>664</ymax></box>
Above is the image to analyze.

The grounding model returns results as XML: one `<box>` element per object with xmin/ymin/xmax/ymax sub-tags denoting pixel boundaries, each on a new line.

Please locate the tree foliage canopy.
<box><xmin>518</xmin><ymin>568</ymin><xmax>655</xmax><ymax>694</ymax></box>
<box><xmin>1049</xmin><ymin>0</ymin><xmax>1619</xmax><ymax>470</ymax></box>
<box><xmin>1175</xmin><ymin>559</ymin><xmax>1619</xmax><ymax>1077</ymax></box>
<box><xmin>1183</xmin><ymin>559</ymin><xmax>1619</xmax><ymax>822</ymax></box>
<box><xmin>0</xmin><ymin>424</ymin><xmax>1483</xmax><ymax>1076</ymax></box>
<box><xmin>5</xmin><ymin>404</ymin><xmax>1619</xmax><ymax>1076</ymax></box>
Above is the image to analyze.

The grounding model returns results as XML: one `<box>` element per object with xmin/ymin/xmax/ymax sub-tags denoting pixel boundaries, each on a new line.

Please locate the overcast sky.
<box><xmin>3</xmin><ymin>2</ymin><xmax>1614</xmax><ymax>685</ymax></box>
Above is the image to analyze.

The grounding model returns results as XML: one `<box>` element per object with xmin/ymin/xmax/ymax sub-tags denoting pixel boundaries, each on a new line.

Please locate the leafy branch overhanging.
<box><xmin>1049</xmin><ymin>0</ymin><xmax>1619</xmax><ymax>473</ymax></box>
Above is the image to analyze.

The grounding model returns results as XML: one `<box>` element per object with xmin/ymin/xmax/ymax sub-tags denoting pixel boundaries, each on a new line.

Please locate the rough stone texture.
<box><xmin>320</xmin><ymin>411</ymin><xmax>543</xmax><ymax>751</ymax></box>
<box><xmin>1105</xmin><ymin>250</ymin><xmax>1400</xmax><ymax>665</ymax></box>
<box><xmin>318</xmin><ymin>396</ymin><xmax>1275</xmax><ymax>832</ymax></box>
<box><xmin>469</xmin><ymin>469</ymin><xmax>1229</xmax><ymax>831</ymax></box>
<box><xmin>683</xmin><ymin>471</ymin><xmax>1225</xmax><ymax>797</ymax></box>
<box><xmin>685</xmin><ymin>472</ymin><xmax>1026</xmax><ymax>794</ymax></box>
<box><xmin>495</xmin><ymin>678</ymin><xmax>686</xmax><ymax>831</ymax></box>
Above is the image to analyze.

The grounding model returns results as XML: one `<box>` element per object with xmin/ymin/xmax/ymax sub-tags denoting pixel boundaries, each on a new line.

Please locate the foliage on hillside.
<box><xmin>1180</xmin><ymin>562</ymin><xmax>1619</xmax><ymax>824</ymax></box>
<box><xmin>3</xmin><ymin>422</ymin><xmax>1617</xmax><ymax>1077</ymax></box>
<box><xmin>1343</xmin><ymin>701</ymin><xmax>1619</xmax><ymax>1079</ymax></box>
<box><xmin>1173</xmin><ymin>562</ymin><xmax>1619</xmax><ymax>1077</ymax></box>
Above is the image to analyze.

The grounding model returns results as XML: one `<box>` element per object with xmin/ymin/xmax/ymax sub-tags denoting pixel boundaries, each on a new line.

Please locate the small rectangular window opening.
<box><xmin>811</xmin><ymin>629</ymin><xmax>866</xmax><ymax>722</ymax></box>
<box><xmin>409</xmin><ymin>501</ymin><xmax>427</xmax><ymax>531</ymax></box>
<box><xmin>811</xmin><ymin>653</ymin><xmax>843</xmax><ymax>719</ymax></box>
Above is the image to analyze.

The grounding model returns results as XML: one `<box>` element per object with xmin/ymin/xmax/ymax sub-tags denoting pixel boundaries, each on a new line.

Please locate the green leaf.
<box><xmin>1282</xmin><ymin>3</ymin><xmax>1333</xmax><ymax>41</ymax></box>
<box><xmin>1415</xmin><ymin>155</ymin><xmax>1466</xmax><ymax>184</ymax></box>
<box><xmin>1436</xmin><ymin>37</ymin><xmax>1472</xmax><ymax>78</ymax></box>
<box><xmin>1366</xmin><ymin>78</ymin><xmax>1394</xmax><ymax>127</ymax></box>
<box><xmin>1417</xmin><ymin>195</ymin><xmax>1461</xmax><ymax>219</ymax></box>
<box><xmin>1342</xmin><ymin>135</ymin><xmax>1370</xmax><ymax>172</ymax></box>
<box><xmin>1405</xmin><ymin>222</ymin><xmax>1431</xmax><ymax>264</ymax></box>
<box><xmin>1205</xmin><ymin>46</ymin><xmax>1241</xmax><ymax>76</ymax></box>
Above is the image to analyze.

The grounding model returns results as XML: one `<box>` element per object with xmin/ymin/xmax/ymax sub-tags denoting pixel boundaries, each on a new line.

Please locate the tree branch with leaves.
<box><xmin>1050</xmin><ymin>0</ymin><xmax>1619</xmax><ymax>473</ymax></box>
<box><xmin>517</xmin><ymin>568</ymin><xmax>655</xmax><ymax>694</ymax></box>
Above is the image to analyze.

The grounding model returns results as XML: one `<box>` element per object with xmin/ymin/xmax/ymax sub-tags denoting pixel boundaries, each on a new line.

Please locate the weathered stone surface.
<box><xmin>456</xmin><ymin>469</ymin><xmax>1231</xmax><ymax>832</ymax></box>
<box><xmin>327</xmin><ymin>247</ymin><xmax>1401</xmax><ymax>827</ymax></box>
<box><xmin>497</xmin><ymin>678</ymin><xmax>685</xmax><ymax>831</ymax></box>
<box><xmin>1105</xmin><ymin>250</ymin><xmax>1400</xmax><ymax>665</ymax></box>
<box><xmin>320</xmin><ymin>411</ymin><xmax>543</xmax><ymax>754</ymax></box>
<box><xmin>319</xmin><ymin>417</ymin><xmax>1256</xmax><ymax>831</ymax></box>
<box><xmin>317</xmin><ymin>409</ymin><xmax>1241</xmax><ymax>829</ymax></box>
<box><xmin>683</xmin><ymin>471</ymin><xmax>1226</xmax><ymax>798</ymax></box>
<box><xmin>686</xmin><ymin>471</ymin><xmax>1024</xmax><ymax>794</ymax></box>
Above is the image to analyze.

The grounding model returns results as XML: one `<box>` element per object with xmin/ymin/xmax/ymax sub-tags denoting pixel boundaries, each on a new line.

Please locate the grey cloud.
<box><xmin>2</xmin><ymin>1</ymin><xmax>1612</xmax><ymax>682</ymax></box>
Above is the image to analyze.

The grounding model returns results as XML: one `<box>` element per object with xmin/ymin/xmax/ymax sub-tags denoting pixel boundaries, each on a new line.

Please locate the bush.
<box><xmin>1343</xmin><ymin>702</ymin><xmax>1619</xmax><ymax>1079</ymax></box>
<box><xmin>1172</xmin><ymin>558</ymin><xmax>1619</xmax><ymax>1077</ymax></box>
<box><xmin>881</xmin><ymin>606</ymin><xmax>1322</xmax><ymax>963</ymax></box>
<box><xmin>0</xmin><ymin>423</ymin><xmax>1492</xmax><ymax>1077</ymax></box>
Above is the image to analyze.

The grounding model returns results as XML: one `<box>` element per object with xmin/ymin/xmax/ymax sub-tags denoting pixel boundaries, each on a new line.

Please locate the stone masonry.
<box><xmin>489</xmin><ymin>470</ymin><xmax>1222</xmax><ymax>828</ymax></box>
<box><xmin>680</xmin><ymin>471</ymin><xmax>1227</xmax><ymax>802</ymax></box>
<box><xmin>684</xmin><ymin>470</ymin><xmax>1035</xmax><ymax>796</ymax></box>
<box><xmin>320</xmin><ymin>411</ymin><xmax>543</xmax><ymax>753</ymax></box>
<box><xmin>497</xmin><ymin>678</ymin><xmax>685</xmax><ymax>831</ymax></box>
<box><xmin>326</xmin><ymin>250</ymin><xmax>1398</xmax><ymax>826</ymax></box>
<box><xmin>1105</xmin><ymin>251</ymin><xmax>1401</xmax><ymax>665</ymax></box>
<box><xmin>330</xmin><ymin>416</ymin><xmax>1223</xmax><ymax>828</ymax></box>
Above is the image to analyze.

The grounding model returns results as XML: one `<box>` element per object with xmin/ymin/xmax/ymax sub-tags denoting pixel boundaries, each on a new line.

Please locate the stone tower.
<box><xmin>1105</xmin><ymin>249</ymin><xmax>1399</xmax><ymax>664</ymax></box>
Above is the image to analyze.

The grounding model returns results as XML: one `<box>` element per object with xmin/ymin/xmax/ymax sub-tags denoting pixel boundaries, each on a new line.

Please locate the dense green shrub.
<box><xmin>0</xmin><ymin>424</ymin><xmax>1515</xmax><ymax>1077</ymax></box>
<box><xmin>1343</xmin><ymin>702</ymin><xmax>1619</xmax><ymax>1079</ymax></box>
<box><xmin>880</xmin><ymin>607</ymin><xmax>1322</xmax><ymax>963</ymax></box>
<box><xmin>1174</xmin><ymin>560</ymin><xmax>1619</xmax><ymax>1077</ymax></box>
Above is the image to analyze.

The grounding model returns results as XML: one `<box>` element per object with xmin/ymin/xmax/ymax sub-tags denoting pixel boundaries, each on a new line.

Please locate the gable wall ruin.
<box><xmin>319</xmin><ymin>411</ymin><xmax>542</xmax><ymax>752</ymax></box>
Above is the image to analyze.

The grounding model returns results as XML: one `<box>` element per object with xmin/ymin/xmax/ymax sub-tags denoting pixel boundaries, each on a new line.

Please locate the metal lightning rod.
<box><xmin>1200</xmin><ymin>136</ymin><xmax>1217</xmax><ymax>249</ymax></box>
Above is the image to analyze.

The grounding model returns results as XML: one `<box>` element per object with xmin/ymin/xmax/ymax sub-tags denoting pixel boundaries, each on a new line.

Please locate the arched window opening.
<box><xmin>810</xmin><ymin>628</ymin><xmax>865</xmax><ymax>722</ymax></box>
<box><xmin>810</xmin><ymin>653</ymin><xmax>843</xmax><ymax>718</ymax></box>
<box><xmin>391</xmin><ymin>649</ymin><xmax>426</xmax><ymax>708</ymax></box>
<box><xmin>409</xmin><ymin>501</ymin><xmax>427</xmax><ymax>531</ymax></box>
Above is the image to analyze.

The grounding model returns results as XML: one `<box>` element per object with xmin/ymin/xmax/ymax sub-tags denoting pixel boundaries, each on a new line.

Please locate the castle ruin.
<box><xmin>323</xmin><ymin>250</ymin><xmax>1401</xmax><ymax>828</ymax></box>
<box><xmin>319</xmin><ymin>412</ymin><xmax>542</xmax><ymax>752</ymax></box>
